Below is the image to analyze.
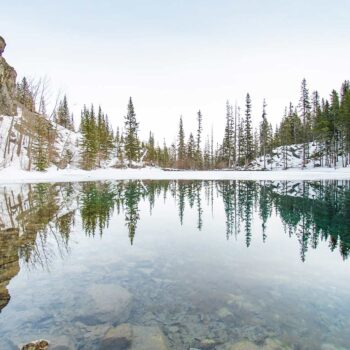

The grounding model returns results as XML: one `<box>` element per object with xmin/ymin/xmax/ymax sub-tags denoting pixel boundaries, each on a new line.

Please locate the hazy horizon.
<box><xmin>2</xmin><ymin>0</ymin><xmax>349</xmax><ymax>143</ymax></box>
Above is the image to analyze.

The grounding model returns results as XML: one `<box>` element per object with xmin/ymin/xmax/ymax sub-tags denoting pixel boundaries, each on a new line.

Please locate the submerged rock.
<box><xmin>100</xmin><ymin>324</ymin><xmax>168</xmax><ymax>350</ymax></box>
<box><xmin>101</xmin><ymin>323</ymin><xmax>133</xmax><ymax>350</ymax></box>
<box><xmin>130</xmin><ymin>326</ymin><xmax>168</xmax><ymax>350</ymax></box>
<box><xmin>46</xmin><ymin>335</ymin><xmax>75</xmax><ymax>350</ymax></box>
<box><xmin>76</xmin><ymin>284</ymin><xmax>132</xmax><ymax>325</ymax></box>
<box><xmin>216</xmin><ymin>307</ymin><xmax>233</xmax><ymax>319</ymax></box>
<box><xmin>21</xmin><ymin>340</ymin><xmax>49</xmax><ymax>350</ymax></box>
<box><xmin>262</xmin><ymin>338</ymin><xmax>292</xmax><ymax>350</ymax></box>
<box><xmin>198</xmin><ymin>338</ymin><xmax>222</xmax><ymax>349</ymax></box>
<box><xmin>229</xmin><ymin>340</ymin><xmax>260</xmax><ymax>350</ymax></box>
<box><xmin>227</xmin><ymin>338</ymin><xmax>292</xmax><ymax>350</ymax></box>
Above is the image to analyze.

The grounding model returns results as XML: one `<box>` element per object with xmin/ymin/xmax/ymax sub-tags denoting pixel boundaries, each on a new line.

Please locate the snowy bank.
<box><xmin>0</xmin><ymin>166</ymin><xmax>350</xmax><ymax>184</ymax></box>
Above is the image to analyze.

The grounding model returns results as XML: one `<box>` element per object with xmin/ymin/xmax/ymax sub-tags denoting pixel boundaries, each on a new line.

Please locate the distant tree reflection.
<box><xmin>1</xmin><ymin>179</ymin><xmax>350</xmax><ymax>312</ymax></box>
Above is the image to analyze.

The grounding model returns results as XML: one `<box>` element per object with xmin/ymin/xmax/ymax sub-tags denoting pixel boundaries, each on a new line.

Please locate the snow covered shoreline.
<box><xmin>0</xmin><ymin>166</ymin><xmax>350</xmax><ymax>184</ymax></box>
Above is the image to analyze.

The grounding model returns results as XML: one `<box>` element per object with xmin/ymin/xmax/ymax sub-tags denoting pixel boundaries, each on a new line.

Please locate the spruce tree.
<box><xmin>244</xmin><ymin>93</ymin><xmax>254</xmax><ymax>166</ymax></box>
<box><xmin>298</xmin><ymin>79</ymin><xmax>311</xmax><ymax>168</ymax></box>
<box><xmin>222</xmin><ymin>101</ymin><xmax>234</xmax><ymax>167</ymax></box>
<box><xmin>124</xmin><ymin>97</ymin><xmax>140</xmax><ymax>166</ymax></box>
<box><xmin>260</xmin><ymin>99</ymin><xmax>269</xmax><ymax>169</ymax></box>
<box><xmin>79</xmin><ymin>105</ymin><xmax>98</xmax><ymax>170</ymax></box>
<box><xmin>187</xmin><ymin>132</ymin><xmax>196</xmax><ymax>168</ymax></box>
<box><xmin>32</xmin><ymin>116</ymin><xmax>50</xmax><ymax>171</ymax></box>
<box><xmin>195</xmin><ymin>110</ymin><xmax>203</xmax><ymax>168</ymax></box>
<box><xmin>17</xmin><ymin>77</ymin><xmax>35</xmax><ymax>111</ymax></box>
<box><xmin>146</xmin><ymin>131</ymin><xmax>156</xmax><ymax>164</ymax></box>
<box><xmin>340</xmin><ymin>81</ymin><xmax>350</xmax><ymax>165</ymax></box>
<box><xmin>177</xmin><ymin>116</ymin><xmax>186</xmax><ymax>168</ymax></box>
<box><xmin>56</xmin><ymin>95</ymin><xmax>74</xmax><ymax>130</ymax></box>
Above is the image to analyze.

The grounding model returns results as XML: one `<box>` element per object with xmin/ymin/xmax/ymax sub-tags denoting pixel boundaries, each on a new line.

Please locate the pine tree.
<box><xmin>203</xmin><ymin>135</ymin><xmax>210</xmax><ymax>169</ymax></box>
<box><xmin>124</xmin><ymin>97</ymin><xmax>140</xmax><ymax>166</ymax></box>
<box><xmin>146</xmin><ymin>131</ymin><xmax>156</xmax><ymax>165</ymax></box>
<box><xmin>244</xmin><ymin>93</ymin><xmax>254</xmax><ymax>166</ymax></box>
<box><xmin>56</xmin><ymin>95</ymin><xmax>74</xmax><ymax>130</ymax></box>
<box><xmin>260</xmin><ymin>99</ymin><xmax>269</xmax><ymax>169</ymax></box>
<box><xmin>161</xmin><ymin>139</ymin><xmax>170</xmax><ymax>167</ymax></box>
<box><xmin>238</xmin><ymin>117</ymin><xmax>245</xmax><ymax>166</ymax></box>
<box><xmin>330</xmin><ymin>90</ymin><xmax>340</xmax><ymax>168</ymax></box>
<box><xmin>177</xmin><ymin>116</ymin><xmax>186</xmax><ymax>168</ymax></box>
<box><xmin>79</xmin><ymin>105</ymin><xmax>98</xmax><ymax>170</ymax></box>
<box><xmin>32</xmin><ymin>116</ymin><xmax>50</xmax><ymax>171</ymax></box>
<box><xmin>340</xmin><ymin>81</ymin><xmax>350</xmax><ymax>165</ymax></box>
<box><xmin>187</xmin><ymin>132</ymin><xmax>196</xmax><ymax>168</ymax></box>
<box><xmin>222</xmin><ymin>101</ymin><xmax>234</xmax><ymax>167</ymax></box>
<box><xmin>195</xmin><ymin>110</ymin><xmax>203</xmax><ymax>169</ymax></box>
<box><xmin>298</xmin><ymin>79</ymin><xmax>312</xmax><ymax>168</ymax></box>
<box><xmin>16</xmin><ymin>77</ymin><xmax>35</xmax><ymax>111</ymax></box>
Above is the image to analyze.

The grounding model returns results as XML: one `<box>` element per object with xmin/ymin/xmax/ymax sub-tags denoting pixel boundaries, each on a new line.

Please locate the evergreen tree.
<box><xmin>56</xmin><ymin>95</ymin><xmax>74</xmax><ymax>131</ymax></box>
<box><xmin>238</xmin><ymin>117</ymin><xmax>245</xmax><ymax>166</ymax></box>
<box><xmin>124</xmin><ymin>97</ymin><xmax>140</xmax><ymax>165</ymax></box>
<box><xmin>32</xmin><ymin>116</ymin><xmax>51</xmax><ymax>171</ymax></box>
<box><xmin>203</xmin><ymin>135</ymin><xmax>210</xmax><ymax>169</ymax></box>
<box><xmin>298</xmin><ymin>79</ymin><xmax>312</xmax><ymax>168</ymax></box>
<box><xmin>79</xmin><ymin>105</ymin><xmax>98</xmax><ymax>170</ymax></box>
<box><xmin>146</xmin><ymin>131</ymin><xmax>156</xmax><ymax>165</ymax></box>
<box><xmin>340</xmin><ymin>81</ymin><xmax>350</xmax><ymax>165</ymax></box>
<box><xmin>16</xmin><ymin>77</ymin><xmax>35</xmax><ymax>111</ymax></box>
<box><xmin>222</xmin><ymin>101</ymin><xmax>234</xmax><ymax>167</ymax></box>
<box><xmin>260</xmin><ymin>99</ymin><xmax>269</xmax><ymax>169</ymax></box>
<box><xmin>187</xmin><ymin>132</ymin><xmax>196</xmax><ymax>168</ymax></box>
<box><xmin>244</xmin><ymin>93</ymin><xmax>254</xmax><ymax>166</ymax></box>
<box><xmin>195</xmin><ymin>110</ymin><xmax>203</xmax><ymax>169</ymax></box>
<box><xmin>177</xmin><ymin>116</ymin><xmax>186</xmax><ymax>168</ymax></box>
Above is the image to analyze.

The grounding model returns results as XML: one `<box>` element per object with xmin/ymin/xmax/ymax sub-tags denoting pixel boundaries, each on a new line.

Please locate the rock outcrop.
<box><xmin>0</xmin><ymin>36</ymin><xmax>5</xmax><ymax>56</ymax></box>
<box><xmin>0</xmin><ymin>36</ymin><xmax>17</xmax><ymax>116</ymax></box>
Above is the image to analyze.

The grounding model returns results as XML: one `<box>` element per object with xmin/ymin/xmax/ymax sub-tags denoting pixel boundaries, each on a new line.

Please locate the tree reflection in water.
<box><xmin>1</xmin><ymin>179</ymin><xmax>350</xmax><ymax>313</ymax></box>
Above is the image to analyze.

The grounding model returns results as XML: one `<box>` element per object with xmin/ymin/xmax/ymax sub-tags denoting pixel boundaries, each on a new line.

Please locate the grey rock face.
<box><xmin>0</xmin><ymin>36</ymin><xmax>5</xmax><ymax>56</ymax></box>
<box><xmin>0</xmin><ymin>37</ymin><xmax>17</xmax><ymax>115</ymax></box>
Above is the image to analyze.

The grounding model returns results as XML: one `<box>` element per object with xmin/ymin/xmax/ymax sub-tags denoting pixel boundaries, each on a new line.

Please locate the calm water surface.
<box><xmin>0</xmin><ymin>180</ymin><xmax>349</xmax><ymax>350</ymax></box>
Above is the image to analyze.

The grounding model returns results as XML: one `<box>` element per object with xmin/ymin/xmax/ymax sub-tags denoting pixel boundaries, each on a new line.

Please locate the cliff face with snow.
<box><xmin>0</xmin><ymin>111</ymin><xmax>80</xmax><ymax>171</ymax></box>
<box><xmin>0</xmin><ymin>39</ymin><xmax>80</xmax><ymax>171</ymax></box>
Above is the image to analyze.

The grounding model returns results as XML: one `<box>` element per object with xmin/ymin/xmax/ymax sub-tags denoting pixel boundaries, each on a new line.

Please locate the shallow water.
<box><xmin>0</xmin><ymin>180</ymin><xmax>349</xmax><ymax>350</ymax></box>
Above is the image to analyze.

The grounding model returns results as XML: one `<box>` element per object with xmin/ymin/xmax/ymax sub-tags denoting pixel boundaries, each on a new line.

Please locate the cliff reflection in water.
<box><xmin>0</xmin><ymin>179</ymin><xmax>349</xmax><ymax>313</ymax></box>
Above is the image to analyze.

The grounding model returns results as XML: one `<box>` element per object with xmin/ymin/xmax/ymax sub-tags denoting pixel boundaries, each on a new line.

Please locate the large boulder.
<box><xmin>130</xmin><ymin>326</ymin><xmax>168</xmax><ymax>350</ymax></box>
<box><xmin>101</xmin><ymin>323</ymin><xmax>133</xmax><ymax>350</ymax></box>
<box><xmin>0</xmin><ymin>36</ymin><xmax>17</xmax><ymax>116</ymax></box>
<box><xmin>101</xmin><ymin>324</ymin><xmax>169</xmax><ymax>350</ymax></box>
<box><xmin>74</xmin><ymin>284</ymin><xmax>133</xmax><ymax>325</ymax></box>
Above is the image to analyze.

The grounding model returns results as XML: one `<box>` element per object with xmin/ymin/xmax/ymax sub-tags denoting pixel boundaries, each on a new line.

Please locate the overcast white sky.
<box><xmin>1</xmin><ymin>0</ymin><xmax>349</xmax><ymax>144</ymax></box>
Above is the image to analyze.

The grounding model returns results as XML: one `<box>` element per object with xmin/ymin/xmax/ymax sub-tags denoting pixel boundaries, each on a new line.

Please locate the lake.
<box><xmin>0</xmin><ymin>180</ymin><xmax>349</xmax><ymax>350</ymax></box>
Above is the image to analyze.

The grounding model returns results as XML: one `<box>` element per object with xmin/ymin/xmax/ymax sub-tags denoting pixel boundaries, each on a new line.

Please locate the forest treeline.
<box><xmin>15</xmin><ymin>77</ymin><xmax>350</xmax><ymax>171</ymax></box>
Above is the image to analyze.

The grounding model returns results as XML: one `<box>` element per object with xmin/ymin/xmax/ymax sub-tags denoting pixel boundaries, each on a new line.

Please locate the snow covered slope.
<box><xmin>250</xmin><ymin>142</ymin><xmax>347</xmax><ymax>170</ymax></box>
<box><xmin>0</xmin><ymin>110</ymin><xmax>80</xmax><ymax>171</ymax></box>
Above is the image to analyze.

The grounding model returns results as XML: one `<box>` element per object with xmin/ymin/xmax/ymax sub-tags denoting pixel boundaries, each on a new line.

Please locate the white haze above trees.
<box><xmin>2</xmin><ymin>1</ymin><xmax>349</xmax><ymax>143</ymax></box>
